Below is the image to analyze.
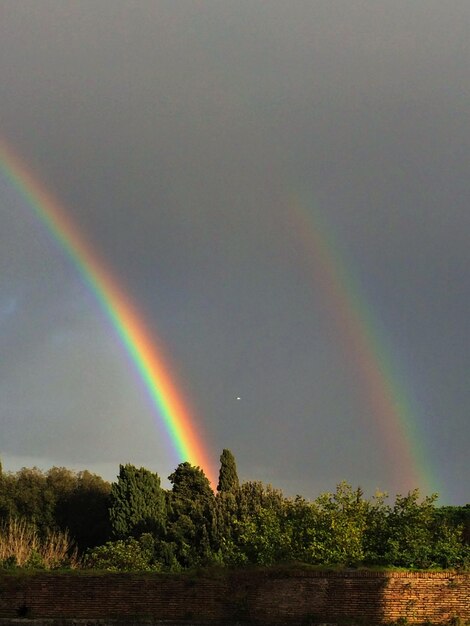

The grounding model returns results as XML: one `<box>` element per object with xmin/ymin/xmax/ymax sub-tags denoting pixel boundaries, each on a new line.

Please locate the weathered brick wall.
<box><xmin>243</xmin><ymin>570</ymin><xmax>469</xmax><ymax>624</ymax></box>
<box><xmin>0</xmin><ymin>574</ymin><xmax>228</xmax><ymax>622</ymax></box>
<box><xmin>0</xmin><ymin>570</ymin><xmax>468</xmax><ymax>624</ymax></box>
<box><xmin>381</xmin><ymin>572</ymin><xmax>469</xmax><ymax>623</ymax></box>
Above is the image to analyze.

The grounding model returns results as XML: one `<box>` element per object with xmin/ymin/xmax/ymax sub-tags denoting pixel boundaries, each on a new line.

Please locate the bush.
<box><xmin>84</xmin><ymin>535</ymin><xmax>161</xmax><ymax>572</ymax></box>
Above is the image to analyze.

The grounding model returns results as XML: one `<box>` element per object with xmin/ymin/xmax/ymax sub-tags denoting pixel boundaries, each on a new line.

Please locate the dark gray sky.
<box><xmin>0</xmin><ymin>1</ymin><xmax>468</xmax><ymax>503</ymax></box>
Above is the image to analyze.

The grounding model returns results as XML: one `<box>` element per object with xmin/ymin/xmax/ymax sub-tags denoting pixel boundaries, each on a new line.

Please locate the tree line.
<box><xmin>0</xmin><ymin>451</ymin><xmax>468</xmax><ymax>571</ymax></box>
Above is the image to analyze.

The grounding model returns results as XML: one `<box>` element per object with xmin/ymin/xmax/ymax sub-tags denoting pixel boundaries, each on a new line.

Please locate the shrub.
<box><xmin>84</xmin><ymin>536</ymin><xmax>161</xmax><ymax>572</ymax></box>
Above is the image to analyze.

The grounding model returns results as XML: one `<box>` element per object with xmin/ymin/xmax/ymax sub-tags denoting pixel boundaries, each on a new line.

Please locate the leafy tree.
<box><xmin>9</xmin><ymin>468</ymin><xmax>56</xmax><ymax>535</ymax></box>
<box><xmin>109</xmin><ymin>464</ymin><xmax>166</xmax><ymax>539</ymax></box>
<box><xmin>0</xmin><ymin>466</ymin><xmax>111</xmax><ymax>554</ymax></box>
<box><xmin>45</xmin><ymin>467</ymin><xmax>79</xmax><ymax>532</ymax></box>
<box><xmin>230</xmin><ymin>505</ymin><xmax>292</xmax><ymax>565</ymax></box>
<box><xmin>361</xmin><ymin>490</ymin><xmax>390</xmax><ymax>564</ymax></box>
<box><xmin>217</xmin><ymin>481</ymin><xmax>289</xmax><ymax>565</ymax></box>
<box><xmin>0</xmin><ymin>472</ymin><xmax>16</xmax><ymax>522</ymax></box>
<box><xmin>234</xmin><ymin>481</ymin><xmax>286</xmax><ymax>519</ymax></box>
<box><xmin>54</xmin><ymin>470</ymin><xmax>111</xmax><ymax>552</ymax></box>
<box><xmin>217</xmin><ymin>449</ymin><xmax>239</xmax><ymax>493</ymax></box>
<box><xmin>302</xmin><ymin>483</ymin><xmax>370</xmax><ymax>565</ymax></box>
<box><xmin>368</xmin><ymin>490</ymin><xmax>467</xmax><ymax>569</ymax></box>
<box><xmin>284</xmin><ymin>495</ymin><xmax>319</xmax><ymax>563</ymax></box>
<box><xmin>436</xmin><ymin>505</ymin><xmax>470</xmax><ymax>544</ymax></box>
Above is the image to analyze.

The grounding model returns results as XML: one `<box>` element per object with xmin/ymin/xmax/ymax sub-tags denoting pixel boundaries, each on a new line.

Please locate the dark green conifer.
<box><xmin>167</xmin><ymin>462</ymin><xmax>216</xmax><ymax>567</ymax></box>
<box><xmin>168</xmin><ymin>462</ymin><xmax>213</xmax><ymax>501</ymax></box>
<box><xmin>109</xmin><ymin>464</ymin><xmax>166</xmax><ymax>539</ymax></box>
<box><xmin>217</xmin><ymin>449</ymin><xmax>239</xmax><ymax>493</ymax></box>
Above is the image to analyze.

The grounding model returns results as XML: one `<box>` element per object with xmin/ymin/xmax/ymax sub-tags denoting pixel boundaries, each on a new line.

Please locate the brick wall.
<box><xmin>0</xmin><ymin>570</ymin><xmax>468</xmax><ymax>624</ymax></box>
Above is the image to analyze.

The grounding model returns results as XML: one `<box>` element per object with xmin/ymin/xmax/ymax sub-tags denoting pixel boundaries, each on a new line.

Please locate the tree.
<box><xmin>379</xmin><ymin>490</ymin><xmax>467</xmax><ymax>569</ymax></box>
<box><xmin>10</xmin><ymin>468</ymin><xmax>56</xmax><ymax>535</ymax></box>
<box><xmin>217</xmin><ymin>481</ymin><xmax>289</xmax><ymax>565</ymax></box>
<box><xmin>168</xmin><ymin>462</ymin><xmax>214</xmax><ymax>502</ymax></box>
<box><xmin>310</xmin><ymin>483</ymin><xmax>371</xmax><ymax>565</ymax></box>
<box><xmin>217</xmin><ymin>449</ymin><xmax>239</xmax><ymax>493</ymax></box>
<box><xmin>109</xmin><ymin>464</ymin><xmax>166</xmax><ymax>539</ymax></box>
<box><xmin>436</xmin><ymin>505</ymin><xmax>470</xmax><ymax>545</ymax></box>
<box><xmin>54</xmin><ymin>470</ymin><xmax>111</xmax><ymax>552</ymax></box>
<box><xmin>284</xmin><ymin>495</ymin><xmax>319</xmax><ymax>563</ymax></box>
<box><xmin>166</xmin><ymin>463</ymin><xmax>216</xmax><ymax>567</ymax></box>
<box><xmin>0</xmin><ymin>472</ymin><xmax>15</xmax><ymax>522</ymax></box>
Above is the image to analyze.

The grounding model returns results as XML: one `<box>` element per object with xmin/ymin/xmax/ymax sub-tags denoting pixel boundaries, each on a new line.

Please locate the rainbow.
<box><xmin>289</xmin><ymin>195</ymin><xmax>439</xmax><ymax>496</ymax></box>
<box><xmin>0</xmin><ymin>139</ymin><xmax>216</xmax><ymax>487</ymax></box>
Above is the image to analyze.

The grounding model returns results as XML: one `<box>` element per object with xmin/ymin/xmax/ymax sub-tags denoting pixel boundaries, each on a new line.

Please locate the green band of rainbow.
<box><xmin>289</xmin><ymin>195</ymin><xmax>439</xmax><ymax>496</ymax></box>
<box><xmin>0</xmin><ymin>139</ymin><xmax>216</xmax><ymax>487</ymax></box>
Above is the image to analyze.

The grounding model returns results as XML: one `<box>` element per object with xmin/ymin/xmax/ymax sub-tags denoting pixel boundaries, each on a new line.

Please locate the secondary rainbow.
<box><xmin>289</xmin><ymin>195</ymin><xmax>439</xmax><ymax>496</ymax></box>
<box><xmin>0</xmin><ymin>139</ymin><xmax>216</xmax><ymax>487</ymax></box>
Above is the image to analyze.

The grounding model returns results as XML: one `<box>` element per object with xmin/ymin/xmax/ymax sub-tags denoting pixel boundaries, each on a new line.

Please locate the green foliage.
<box><xmin>168</xmin><ymin>462</ymin><xmax>213</xmax><ymax>502</ymax></box>
<box><xmin>436</xmin><ymin>505</ymin><xmax>470</xmax><ymax>545</ymax></box>
<box><xmin>109</xmin><ymin>464</ymin><xmax>166</xmax><ymax>539</ymax></box>
<box><xmin>55</xmin><ymin>470</ymin><xmax>111</xmax><ymax>551</ymax></box>
<box><xmin>216</xmin><ymin>481</ymin><xmax>290</xmax><ymax>566</ymax></box>
<box><xmin>0</xmin><ymin>466</ymin><xmax>111</xmax><ymax>554</ymax></box>
<box><xmin>280</xmin><ymin>483</ymin><xmax>375</xmax><ymax>566</ymax></box>
<box><xmin>230</xmin><ymin>506</ymin><xmax>291</xmax><ymax>565</ymax></box>
<box><xmin>364</xmin><ymin>490</ymin><xmax>468</xmax><ymax>569</ymax></box>
<box><xmin>284</xmin><ymin>495</ymin><xmax>318</xmax><ymax>563</ymax></box>
<box><xmin>1</xmin><ymin>453</ymin><xmax>468</xmax><ymax>572</ymax></box>
<box><xmin>217</xmin><ymin>449</ymin><xmax>239</xmax><ymax>493</ymax></box>
<box><xmin>25</xmin><ymin>550</ymin><xmax>45</xmax><ymax>570</ymax></box>
<box><xmin>166</xmin><ymin>463</ymin><xmax>217</xmax><ymax>568</ymax></box>
<box><xmin>45</xmin><ymin>467</ymin><xmax>111</xmax><ymax>551</ymax></box>
<box><xmin>308</xmin><ymin>483</ymin><xmax>370</xmax><ymax>565</ymax></box>
<box><xmin>84</xmin><ymin>535</ymin><xmax>161</xmax><ymax>572</ymax></box>
<box><xmin>2</xmin><ymin>468</ymin><xmax>56</xmax><ymax>534</ymax></box>
<box><xmin>0</xmin><ymin>473</ymin><xmax>16</xmax><ymax>521</ymax></box>
<box><xmin>381</xmin><ymin>490</ymin><xmax>438</xmax><ymax>568</ymax></box>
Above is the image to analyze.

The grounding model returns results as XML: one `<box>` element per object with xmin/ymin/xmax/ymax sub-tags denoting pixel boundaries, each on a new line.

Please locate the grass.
<box><xmin>0</xmin><ymin>518</ymin><xmax>78</xmax><ymax>569</ymax></box>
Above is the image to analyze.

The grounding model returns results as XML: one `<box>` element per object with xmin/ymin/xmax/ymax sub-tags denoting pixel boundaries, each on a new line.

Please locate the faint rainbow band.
<box><xmin>289</xmin><ymin>195</ymin><xmax>439</xmax><ymax>496</ymax></box>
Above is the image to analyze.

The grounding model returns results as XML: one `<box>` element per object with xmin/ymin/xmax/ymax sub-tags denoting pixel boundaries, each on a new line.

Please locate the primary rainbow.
<box><xmin>0</xmin><ymin>139</ymin><xmax>216</xmax><ymax>487</ymax></box>
<box><xmin>289</xmin><ymin>195</ymin><xmax>439</xmax><ymax>496</ymax></box>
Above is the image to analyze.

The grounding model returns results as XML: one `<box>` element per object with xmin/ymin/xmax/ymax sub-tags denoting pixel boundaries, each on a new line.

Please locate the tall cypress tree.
<box><xmin>217</xmin><ymin>449</ymin><xmax>239</xmax><ymax>493</ymax></box>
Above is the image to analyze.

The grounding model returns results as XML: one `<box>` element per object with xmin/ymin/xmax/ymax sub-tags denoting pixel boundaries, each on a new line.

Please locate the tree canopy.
<box><xmin>0</xmin><ymin>452</ymin><xmax>468</xmax><ymax>572</ymax></box>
